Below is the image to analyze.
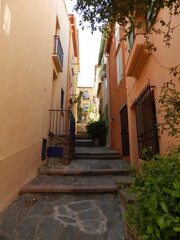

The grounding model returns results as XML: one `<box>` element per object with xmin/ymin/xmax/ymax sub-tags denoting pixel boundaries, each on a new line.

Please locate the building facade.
<box><xmin>96</xmin><ymin>32</ymin><xmax>110</xmax><ymax>146</ymax></box>
<box><xmin>101</xmin><ymin>26</ymin><xmax>129</xmax><ymax>155</ymax></box>
<box><xmin>66</xmin><ymin>14</ymin><xmax>80</xmax><ymax>133</ymax></box>
<box><xmin>0</xmin><ymin>0</ymin><xmax>70</xmax><ymax>212</ymax></box>
<box><xmin>104</xmin><ymin>7</ymin><xmax>180</xmax><ymax>165</ymax></box>
<box><xmin>125</xmin><ymin>8</ymin><xmax>180</xmax><ymax>165</ymax></box>
<box><xmin>77</xmin><ymin>87</ymin><xmax>93</xmax><ymax>123</ymax></box>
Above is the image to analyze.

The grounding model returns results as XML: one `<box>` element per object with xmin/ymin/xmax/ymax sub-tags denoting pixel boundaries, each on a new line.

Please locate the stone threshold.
<box><xmin>74</xmin><ymin>155</ymin><xmax>122</xmax><ymax>159</ymax></box>
<box><xmin>20</xmin><ymin>184</ymin><xmax>118</xmax><ymax>194</ymax></box>
<box><xmin>75</xmin><ymin>152</ymin><xmax>120</xmax><ymax>156</ymax></box>
<box><xmin>47</xmin><ymin>169</ymin><xmax>130</xmax><ymax>175</ymax></box>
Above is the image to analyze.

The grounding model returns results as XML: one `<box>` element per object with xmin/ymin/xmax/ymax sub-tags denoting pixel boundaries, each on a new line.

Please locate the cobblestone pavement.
<box><xmin>0</xmin><ymin>194</ymin><xmax>127</xmax><ymax>240</ymax></box>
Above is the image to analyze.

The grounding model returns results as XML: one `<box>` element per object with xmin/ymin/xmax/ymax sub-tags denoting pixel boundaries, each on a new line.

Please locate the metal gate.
<box><xmin>135</xmin><ymin>82</ymin><xmax>159</xmax><ymax>159</ymax></box>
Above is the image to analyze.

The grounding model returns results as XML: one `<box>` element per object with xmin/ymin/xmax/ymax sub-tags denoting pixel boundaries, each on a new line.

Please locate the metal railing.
<box><xmin>135</xmin><ymin>82</ymin><xmax>159</xmax><ymax>159</ymax></box>
<box><xmin>49</xmin><ymin>110</ymin><xmax>75</xmax><ymax>140</ymax></box>
<box><xmin>53</xmin><ymin>35</ymin><xmax>64</xmax><ymax>68</ymax></box>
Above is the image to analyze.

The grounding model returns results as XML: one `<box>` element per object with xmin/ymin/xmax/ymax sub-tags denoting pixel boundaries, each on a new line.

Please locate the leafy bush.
<box><xmin>125</xmin><ymin>152</ymin><xmax>180</xmax><ymax>240</ymax></box>
<box><xmin>86</xmin><ymin>120</ymin><xmax>107</xmax><ymax>146</ymax></box>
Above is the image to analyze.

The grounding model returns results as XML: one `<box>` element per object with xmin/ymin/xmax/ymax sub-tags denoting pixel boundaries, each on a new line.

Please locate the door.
<box><xmin>120</xmin><ymin>104</ymin><xmax>130</xmax><ymax>156</ymax></box>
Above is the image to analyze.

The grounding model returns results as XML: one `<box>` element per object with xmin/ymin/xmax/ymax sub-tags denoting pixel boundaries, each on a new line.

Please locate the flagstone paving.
<box><xmin>0</xmin><ymin>139</ymin><xmax>129</xmax><ymax>239</ymax></box>
<box><xmin>75</xmin><ymin>147</ymin><xmax>119</xmax><ymax>154</ymax></box>
<box><xmin>0</xmin><ymin>194</ymin><xmax>127</xmax><ymax>240</ymax></box>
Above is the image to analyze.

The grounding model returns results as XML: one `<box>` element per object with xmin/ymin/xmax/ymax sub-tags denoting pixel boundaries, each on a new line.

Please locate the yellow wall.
<box><xmin>77</xmin><ymin>87</ymin><xmax>93</xmax><ymax>122</ymax></box>
<box><xmin>0</xmin><ymin>0</ymin><xmax>69</xmax><ymax>211</ymax></box>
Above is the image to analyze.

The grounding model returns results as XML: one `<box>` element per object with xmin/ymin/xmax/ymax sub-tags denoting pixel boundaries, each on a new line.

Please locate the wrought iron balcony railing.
<box><xmin>52</xmin><ymin>35</ymin><xmax>64</xmax><ymax>72</ymax></box>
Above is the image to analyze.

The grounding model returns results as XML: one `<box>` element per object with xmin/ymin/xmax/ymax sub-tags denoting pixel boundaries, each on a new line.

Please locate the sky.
<box><xmin>65</xmin><ymin>0</ymin><xmax>101</xmax><ymax>87</ymax></box>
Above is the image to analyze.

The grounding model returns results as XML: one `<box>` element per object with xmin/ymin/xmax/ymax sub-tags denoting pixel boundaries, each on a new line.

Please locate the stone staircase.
<box><xmin>75</xmin><ymin>134</ymin><xmax>94</xmax><ymax>147</ymax></box>
<box><xmin>19</xmin><ymin>134</ymin><xmax>136</xmax><ymax>239</ymax></box>
<box><xmin>20</xmin><ymin>134</ymin><xmax>135</xmax><ymax>201</ymax></box>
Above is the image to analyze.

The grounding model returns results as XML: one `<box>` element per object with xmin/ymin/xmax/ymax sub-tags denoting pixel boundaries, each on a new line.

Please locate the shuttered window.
<box><xmin>115</xmin><ymin>23</ymin><xmax>120</xmax><ymax>50</ymax></box>
<box><xmin>116</xmin><ymin>48</ymin><xmax>123</xmax><ymax>85</ymax></box>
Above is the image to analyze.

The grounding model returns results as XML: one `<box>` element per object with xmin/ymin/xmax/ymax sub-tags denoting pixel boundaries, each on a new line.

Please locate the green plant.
<box><xmin>77</xmin><ymin>91</ymin><xmax>83</xmax><ymax>123</ymax></box>
<box><xmin>158</xmin><ymin>79</ymin><xmax>180</xmax><ymax>137</ymax></box>
<box><xmin>86</xmin><ymin>120</ymin><xmax>107</xmax><ymax>146</ymax></box>
<box><xmin>125</xmin><ymin>152</ymin><xmax>180</xmax><ymax>239</ymax></box>
<box><xmin>73</xmin><ymin>0</ymin><xmax>179</xmax><ymax>46</ymax></box>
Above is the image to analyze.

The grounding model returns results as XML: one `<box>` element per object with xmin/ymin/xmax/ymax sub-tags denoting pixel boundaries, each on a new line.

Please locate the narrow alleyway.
<box><xmin>0</xmin><ymin>135</ymin><xmax>132</xmax><ymax>240</ymax></box>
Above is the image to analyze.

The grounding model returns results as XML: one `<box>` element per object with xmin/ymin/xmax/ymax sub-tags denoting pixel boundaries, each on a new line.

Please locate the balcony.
<box><xmin>126</xmin><ymin>34</ymin><xmax>152</xmax><ymax>78</ymax></box>
<box><xmin>52</xmin><ymin>35</ymin><xmax>63</xmax><ymax>72</ymax></box>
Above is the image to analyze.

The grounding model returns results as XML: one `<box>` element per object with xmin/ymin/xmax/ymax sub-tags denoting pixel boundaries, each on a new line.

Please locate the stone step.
<box><xmin>118</xmin><ymin>189</ymin><xmax>136</xmax><ymax>206</ymax></box>
<box><xmin>114</xmin><ymin>176</ymin><xmax>133</xmax><ymax>188</ymax></box>
<box><xmin>74</xmin><ymin>154</ymin><xmax>121</xmax><ymax>160</ymax></box>
<box><xmin>47</xmin><ymin>168</ymin><xmax>130</xmax><ymax>176</ymax></box>
<box><xmin>75</xmin><ymin>134</ymin><xmax>91</xmax><ymax>140</ymax></box>
<box><xmin>75</xmin><ymin>151</ymin><xmax>120</xmax><ymax>156</ymax></box>
<box><xmin>20</xmin><ymin>184</ymin><xmax>118</xmax><ymax>194</ymax></box>
<box><xmin>24</xmin><ymin>175</ymin><xmax>117</xmax><ymax>186</ymax></box>
<box><xmin>75</xmin><ymin>141</ymin><xmax>94</xmax><ymax>147</ymax></box>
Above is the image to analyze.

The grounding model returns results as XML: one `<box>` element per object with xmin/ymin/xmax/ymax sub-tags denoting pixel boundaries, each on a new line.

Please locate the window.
<box><xmin>146</xmin><ymin>0</ymin><xmax>159</xmax><ymax>31</ymax></box>
<box><xmin>61</xmin><ymin>88</ymin><xmax>64</xmax><ymax>109</ymax></box>
<box><xmin>135</xmin><ymin>82</ymin><xmax>159</xmax><ymax>159</ymax></box>
<box><xmin>128</xmin><ymin>30</ymin><xmax>134</xmax><ymax>52</ymax></box>
<box><xmin>82</xmin><ymin>115</ymin><xmax>87</xmax><ymax>121</ymax></box>
<box><xmin>115</xmin><ymin>23</ymin><xmax>120</xmax><ymax>50</ymax></box>
<box><xmin>116</xmin><ymin>48</ymin><xmax>123</xmax><ymax>85</ymax></box>
<box><xmin>83</xmin><ymin>91</ymin><xmax>89</xmax><ymax>100</ymax></box>
<box><xmin>83</xmin><ymin>103</ymin><xmax>88</xmax><ymax>112</ymax></box>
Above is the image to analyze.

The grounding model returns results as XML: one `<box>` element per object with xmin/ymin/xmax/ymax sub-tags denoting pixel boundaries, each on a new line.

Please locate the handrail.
<box><xmin>49</xmin><ymin>109</ymin><xmax>75</xmax><ymax>138</ymax></box>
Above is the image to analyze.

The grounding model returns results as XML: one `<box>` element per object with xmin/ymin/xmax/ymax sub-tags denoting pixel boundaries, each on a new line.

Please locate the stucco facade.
<box><xmin>0</xmin><ymin>0</ymin><xmax>70</xmax><ymax>211</ymax></box>
<box><xmin>66</xmin><ymin>14</ymin><xmax>80</xmax><ymax>133</ymax></box>
<box><xmin>125</xmin><ymin>8</ymin><xmax>180</xmax><ymax>165</ymax></box>
<box><xmin>105</xmin><ymin>7</ymin><xmax>180</xmax><ymax>165</ymax></box>
<box><xmin>77</xmin><ymin>87</ymin><xmax>93</xmax><ymax>123</ymax></box>
<box><xmin>104</xmin><ymin>26</ymin><xmax>130</xmax><ymax>158</ymax></box>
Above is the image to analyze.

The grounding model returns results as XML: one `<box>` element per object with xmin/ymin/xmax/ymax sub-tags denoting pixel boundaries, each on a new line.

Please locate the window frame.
<box><xmin>116</xmin><ymin>47</ymin><xmax>123</xmax><ymax>86</ymax></box>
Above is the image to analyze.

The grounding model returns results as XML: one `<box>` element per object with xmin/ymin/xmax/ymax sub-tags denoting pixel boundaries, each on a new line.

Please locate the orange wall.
<box><xmin>126</xmin><ymin>8</ymin><xmax>180</xmax><ymax>164</ymax></box>
<box><xmin>108</xmin><ymin>29</ymin><xmax>128</xmax><ymax>155</ymax></box>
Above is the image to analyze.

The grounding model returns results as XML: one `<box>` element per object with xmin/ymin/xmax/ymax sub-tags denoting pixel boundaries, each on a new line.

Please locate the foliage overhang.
<box><xmin>73</xmin><ymin>0</ymin><xmax>180</xmax><ymax>41</ymax></box>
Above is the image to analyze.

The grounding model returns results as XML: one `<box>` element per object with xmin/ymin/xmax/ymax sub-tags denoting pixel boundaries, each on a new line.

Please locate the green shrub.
<box><xmin>86</xmin><ymin>120</ymin><xmax>107</xmax><ymax>146</ymax></box>
<box><xmin>125</xmin><ymin>152</ymin><xmax>180</xmax><ymax>240</ymax></box>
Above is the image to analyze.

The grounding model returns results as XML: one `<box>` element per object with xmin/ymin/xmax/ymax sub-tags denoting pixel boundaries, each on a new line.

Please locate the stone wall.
<box><xmin>47</xmin><ymin>135</ymin><xmax>74</xmax><ymax>165</ymax></box>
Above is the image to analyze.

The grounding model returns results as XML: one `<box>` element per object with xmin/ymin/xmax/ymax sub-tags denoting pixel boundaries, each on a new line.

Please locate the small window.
<box><xmin>128</xmin><ymin>30</ymin><xmax>134</xmax><ymax>52</ymax></box>
<box><xmin>82</xmin><ymin>115</ymin><xmax>87</xmax><ymax>121</ymax></box>
<box><xmin>83</xmin><ymin>91</ymin><xmax>89</xmax><ymax>100</ymax></box>
<box><xmin>115</xmin><ymin>23</ymin><xmax>120</xmax><ymax>50</ymax></box>
<box><xmin>116</xmin><ymin>48</ymin><xmax>123</xmax><ymax>85</ymax></box>
<box><xmin>61</xmin><ymin>88</ymin><xmax>64</xmax><ymax>109</ymax></box>
<box><xmin>83</xmin><ymin>103</ymin><xmax>88</xmax><ymax>112</ymax></box>
<box><xmin>146</xmin><ymin>0</ymin><xmax>159</xmax><ymax>31</ymax></box>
